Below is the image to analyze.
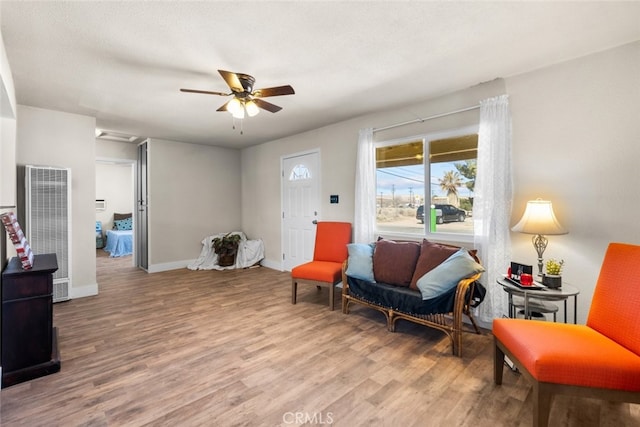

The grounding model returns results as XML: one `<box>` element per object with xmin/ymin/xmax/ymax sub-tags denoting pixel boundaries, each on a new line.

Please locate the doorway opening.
<box><xmin>95</xmin><ymin>158</ymin><xmax>136</xmax><ymax>275</ymax></box>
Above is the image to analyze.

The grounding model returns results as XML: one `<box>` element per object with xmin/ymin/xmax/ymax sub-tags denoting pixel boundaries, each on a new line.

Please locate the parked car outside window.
<box><xmin>416</xmin><ymin>204</ymin><xmax>466</xmax><ymax>224</ymax></box>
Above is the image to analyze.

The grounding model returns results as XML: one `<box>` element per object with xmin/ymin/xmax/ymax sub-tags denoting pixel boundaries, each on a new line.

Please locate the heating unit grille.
<box><xmin>25</xmin><ymin>165</ymin><xmax>72</xmax><ymax>302</ymax></box>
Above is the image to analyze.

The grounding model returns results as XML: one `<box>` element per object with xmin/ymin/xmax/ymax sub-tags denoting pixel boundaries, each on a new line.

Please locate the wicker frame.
<box><xmin>341</xmin><ymin>261</ymin><xmax>482</xmax><ymax>357</ymax></box>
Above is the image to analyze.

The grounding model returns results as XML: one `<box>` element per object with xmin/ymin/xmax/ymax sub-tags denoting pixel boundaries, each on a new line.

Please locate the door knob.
<box><xmin>312</xmin><ymin>220</ymin><xmax>318</xmax><ymax>225</ymax></box>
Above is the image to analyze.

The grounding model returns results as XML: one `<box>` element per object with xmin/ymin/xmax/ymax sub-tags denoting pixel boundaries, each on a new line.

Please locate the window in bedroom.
<box><xmin>375</xmin><ymin>128</ymin><xmax>477</xmax><ymax>238</ymax></box>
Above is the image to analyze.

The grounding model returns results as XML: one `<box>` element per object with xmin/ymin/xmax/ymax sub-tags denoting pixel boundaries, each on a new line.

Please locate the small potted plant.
<box><xmin>543</xmin><ymin>259</ymin><xmax>564</xmax><ymax>288</ymax></box>
<box><xmin>212</xmin><ymin>232</ymin><xmax>242</xmax><ymax>267</ymax></box>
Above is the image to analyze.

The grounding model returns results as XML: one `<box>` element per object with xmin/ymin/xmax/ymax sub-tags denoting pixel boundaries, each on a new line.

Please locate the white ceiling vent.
<box><xmin>95</xmin><ymin>129</ymin><xmax>142</xmax><ymax>144</ymax></box>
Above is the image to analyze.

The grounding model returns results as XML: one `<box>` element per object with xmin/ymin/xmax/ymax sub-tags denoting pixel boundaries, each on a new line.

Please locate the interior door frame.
<box><xmin>281</xmin><ymin>148</ymin><xmax>321</xmax><ymax>272</ymax></box>
<box><xmin>135</xmin><ymin>139</ymin><xmax>149</xmax><ymax>270</ymax></box>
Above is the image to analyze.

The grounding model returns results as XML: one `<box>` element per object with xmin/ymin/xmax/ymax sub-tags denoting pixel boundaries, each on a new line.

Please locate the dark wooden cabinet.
<box><xmin>1</xmin><ymin>253</ymin><xmax>61</xmax><ymax>387</ymax></box>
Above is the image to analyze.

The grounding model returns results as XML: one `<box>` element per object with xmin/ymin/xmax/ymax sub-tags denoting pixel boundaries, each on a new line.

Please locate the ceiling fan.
<box><xmin>180</xmin><ymin>70</ymin><xmax>295</xmax><ymax>119</ymax></box>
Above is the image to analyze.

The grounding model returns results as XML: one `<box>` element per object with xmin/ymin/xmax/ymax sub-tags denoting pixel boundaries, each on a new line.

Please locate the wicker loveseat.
<box><xmin>341</xmin><ymin>238</ymin><xmax>484</xmax><ymax>357</ymax></box>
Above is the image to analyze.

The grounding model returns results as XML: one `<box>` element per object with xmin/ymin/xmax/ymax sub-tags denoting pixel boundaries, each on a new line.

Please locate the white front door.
<box><xmin>282</xmin><ymin>151</ymin><xmax>320</xmax><ymax>271</ymax></box>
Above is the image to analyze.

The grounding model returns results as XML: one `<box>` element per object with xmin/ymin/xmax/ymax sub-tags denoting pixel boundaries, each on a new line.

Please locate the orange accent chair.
<box><xmin>493</xmin><ymin>242</ymin><xmax>640</xmax><ymax>427</ymax></box>
<box><xmin>291</xmin><ymin>222</ymin><xmax>352</xmax><ymax>311</ymax></box>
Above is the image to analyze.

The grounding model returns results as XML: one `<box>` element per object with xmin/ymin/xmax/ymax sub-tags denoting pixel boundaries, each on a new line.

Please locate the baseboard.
<box><xmin>259</xmin><ymin>258</ymin><xmax>282</xmax><ymax>271</ymax></box>
<box><xmin>147</xmin><ymin>259</ymin><xmax>192</xmax><ymax>273</ymax></box>
<box><xmin>70</xmin><ymin>283</ymin><xmax>98</xmax><ymax>299</ymax></box>
<box><xmin>149</xmin><ymin>258</ymin><xmax>280</xmax><ymax>273</ymax></box>
<box><xmin>475</xmin><ymin>318</ymin><xmax>493</xmax><ymax>330</ymax></box>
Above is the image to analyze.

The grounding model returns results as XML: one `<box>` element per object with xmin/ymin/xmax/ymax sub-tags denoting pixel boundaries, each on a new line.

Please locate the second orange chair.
<box><xmin>291</xmin><ymin>222</ymin><xmax>352</xmax><ymax>311</ymax></box>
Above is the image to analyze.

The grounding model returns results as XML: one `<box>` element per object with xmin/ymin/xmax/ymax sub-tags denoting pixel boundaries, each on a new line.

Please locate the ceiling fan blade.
<box><xmin>253</xmin><ymin>85</ymin><xmax>295</xmax><ymax>98</ymax></box>
<box><xmin>216</xmin><ymin>100</ymin><xmax>231</xmax><ymax>112</ymax></box>
<box><xmin>218</xmin><ymin>70</ymin><xmax>244</xmax><ymax>92</ymax></box>
<box><xmin>180</xmin><ymin>88</ymin><xmax>229</xmax><ymax>96</ymax></box>
<box><xmin>253</xmin><ymin>98</ymin><xmax>282</xmax><ymax>113</ymax></box>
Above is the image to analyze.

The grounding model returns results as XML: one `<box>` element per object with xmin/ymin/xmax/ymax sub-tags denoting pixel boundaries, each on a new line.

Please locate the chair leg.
<box><xmin>452</xmin><ymin>331</ymin><xmax>461</xmax><ymax>357</ymax></box>
<box><xmin>387</xmin><ymin>311</ymin><xmax>396</xmax><ymax>332</ymax></box>
<box><xmin>291</xmin><ymin>279</ymin><xmax>297</xmax><ymax>305</ymax></box>
<box><xmin>494</xmin><ymin>340</ymin><xmax>505</xmax><ymax>385</ymax></box>
<box><xmin>532</xmin><ymin>382</ymin><xmax>552</xmax><ymax>427</ymax></box>
<box><xmin>329</xmin><ymin>284</ymin><xmax>334</xmax><ymax>311</ymax></box>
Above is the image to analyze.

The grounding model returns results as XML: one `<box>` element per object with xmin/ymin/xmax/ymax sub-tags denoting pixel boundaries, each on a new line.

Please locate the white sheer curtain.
<box><xmin>474</xmin><ymin>95</ymin><xmax>513</xmax><ymax>324</ymax></box>
<box><xmin>354</xmin><ymin>128</ymin><xmax>376</xmax><ymax>243</ymax></box>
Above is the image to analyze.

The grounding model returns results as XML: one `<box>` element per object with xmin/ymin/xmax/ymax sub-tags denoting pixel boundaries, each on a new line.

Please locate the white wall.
<box><xmin>0</xmin><ymin>115</ymin><xmax>17</xmax><ymax>265</ymax></box>
<box><xmin>0</xmin><ymin>30</ymin><xmax>15</xmax><ymax>119</ymax></box>
<box><xmin>146</xmin><ymin>138</ymin><xmax>241</xmax><ymax>271</ymax></box>
<box><xmin>15</xmin><ymin>105</ymin><xmax>97</xmax><ymax>299</ymax></box>
<box><xmin>1</xmin><ymin>29</ymin><xmax>17</xmax><ymax>265</ymax></box>
<box><xmin>505</xmin><ymin>41</ymin><xmax>640</xmax><ymax>324</ymax></box>
<box><xmin>241</xmin><ymin>79</ymin><xmax>506</xmax><ymax>268</ymax></box>
<box><xmin>96</xmin><ymin>138</ymin><xmax>138</xmax><ymax>160</ymax></box>
<box><xmin>0</xmin><ymin>117</ymin><xmax>16</xmax><ymax>208</ymax></box>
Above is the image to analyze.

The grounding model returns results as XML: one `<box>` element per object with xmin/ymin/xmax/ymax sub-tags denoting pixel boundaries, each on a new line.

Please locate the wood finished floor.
<box><xmin>0</xmin><ymin>250</ymin><xmax>638</xmax><ymax>426</ymax></box>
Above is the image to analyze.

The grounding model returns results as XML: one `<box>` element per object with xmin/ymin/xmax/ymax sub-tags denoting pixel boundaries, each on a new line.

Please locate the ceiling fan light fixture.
<box><xmin>181</xmin><ymin>69</ymin><xmax>295</xmax><ymax>133</ymax></box>
<box><xmin>232</xmin><ymin>107</ymin><xmax>245</xmax><ymax>119</ymax></box>
<box><xmin>245</xmin><ymin>100</ymin><xmax>260</xmax><ymax>117</ymax></box>
<box><xmin>227</xmin><ymin>98</ymin><xmax>242</xmax><ymax>116</ymax></box>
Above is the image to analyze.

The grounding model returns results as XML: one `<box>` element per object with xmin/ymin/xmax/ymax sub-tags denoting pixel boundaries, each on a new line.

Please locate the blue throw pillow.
<box><xmin>416</xmin><ymin>248</ymin><xmax>484</xmax><ymax>300</ymax></box>
<box><xmin>346</xmin><ymin>243</ymin><xmax>375</xmax><ymax>282</ymax></box>
<box><xmin>114</xmin><ymin>217</ymin><xmax>132</xmax><ymax>231</ymax></box>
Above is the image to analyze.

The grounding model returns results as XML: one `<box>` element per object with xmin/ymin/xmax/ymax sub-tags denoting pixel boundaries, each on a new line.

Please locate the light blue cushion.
<box><xmin>416</xmin><ymin>248</ymin><xmax>484</xmax><ymax>300</ymax></box>
<box><xmin>114</xmin><ymin>217</ymin><xmax>132</xmax><ymax>231</ymax></box>
<box><xmin>346</xmin><ymin>243</ymin><xmax>375</xmax><ymax>282</ymax></box>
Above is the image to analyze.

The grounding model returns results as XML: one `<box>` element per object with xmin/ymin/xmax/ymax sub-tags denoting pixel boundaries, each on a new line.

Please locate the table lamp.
<box><xmin>512</xmin><ymin>199</ymin><xmax>567</xmax><ymax>276</ymax></box>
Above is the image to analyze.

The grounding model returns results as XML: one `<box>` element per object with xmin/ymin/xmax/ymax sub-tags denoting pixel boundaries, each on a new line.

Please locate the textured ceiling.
<box><xmin>1</xmin><ymin>1</ymin><xmax>639</xmax><ymax>148</ymax></box>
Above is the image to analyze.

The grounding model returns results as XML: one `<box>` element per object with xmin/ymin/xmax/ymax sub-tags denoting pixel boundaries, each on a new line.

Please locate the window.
<box><xmin>289</xmin><ymin>164</ymin><xmax>311</xmax><ymax>181</ymax></box>
<box><xmin>375</xmin><ymin>128</ymin><xmax>478</xmax><ymax>238</ymax></box>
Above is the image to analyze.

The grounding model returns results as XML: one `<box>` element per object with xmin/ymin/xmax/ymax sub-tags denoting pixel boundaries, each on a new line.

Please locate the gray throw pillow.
<box><xmin>346</xmin><ymin>243</ymin><xmax>375</xmax><ymax>282</ymax></box>
<box><xmin>417</xmin><ymin>249</ymin><xmax>484</xmax><ymax>300</ymax></box>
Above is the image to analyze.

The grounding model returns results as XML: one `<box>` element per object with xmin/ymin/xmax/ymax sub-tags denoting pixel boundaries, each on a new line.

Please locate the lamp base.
<box><xmin>532</xmin><ymin>234</ymin><xmax>549</xmax><ymax>276</ymax></box>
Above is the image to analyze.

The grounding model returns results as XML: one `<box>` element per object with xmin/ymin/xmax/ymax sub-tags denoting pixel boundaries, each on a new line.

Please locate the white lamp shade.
<box><xmin>512</xmin><ymin>199</ymin><xmax>567</xmax><ymax>235</ymax></box>
<box><xmin>232</xmin><ymin>108</ymin><xmax>245</xmax><ymax>119</ymax></box>
<box><xmin>245</xmin><ymin>100</ymin><xmax>260</xmax><ymax>117</ymax></box>
<box><xmin>227</xmin><ymin>98</ymin><xmax>242</xmax><ymax>116</ymax></box>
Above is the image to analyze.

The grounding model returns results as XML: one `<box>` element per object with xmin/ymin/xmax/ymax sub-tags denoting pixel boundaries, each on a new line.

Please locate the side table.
<box><xmin>497</xmin><ymin>277</ymin><xmax>579</xmax><ymax>324</ymax></box>
<box><xmin>1</xmin><ymin>253</ymin><xmax>61</xmax><ymax>387</ymax></box>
